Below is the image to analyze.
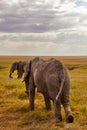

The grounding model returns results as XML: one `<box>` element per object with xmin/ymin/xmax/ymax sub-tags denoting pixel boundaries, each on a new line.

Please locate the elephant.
<box><xmin>23</xmin><ymin>57</ymin><xmax>74</xmax><ymax>123</ymax></box>
<box><xmin>9</xmin><ymin>61</ymin><xmax>29</xmax><ymax>94</ymax></box>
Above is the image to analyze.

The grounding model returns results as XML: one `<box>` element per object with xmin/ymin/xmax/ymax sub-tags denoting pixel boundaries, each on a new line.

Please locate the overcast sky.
<box><xmin>0</xmin><ymin>0</ymin><xmax>87</xmax><ymax>56</ymax></box>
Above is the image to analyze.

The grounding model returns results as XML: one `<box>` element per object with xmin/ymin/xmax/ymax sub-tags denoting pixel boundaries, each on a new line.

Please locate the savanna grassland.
<box><xmin>0</xmin><ymin>56</ymin><xmax>87</xmax><ymax>130</ymax></box>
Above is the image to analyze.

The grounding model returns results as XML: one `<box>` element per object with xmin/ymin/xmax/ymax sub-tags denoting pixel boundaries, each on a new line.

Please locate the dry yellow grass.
<box><xmin>0</xmin><ymin>56</ymin><xmax>87</xmax><ymax>130</ymax></box>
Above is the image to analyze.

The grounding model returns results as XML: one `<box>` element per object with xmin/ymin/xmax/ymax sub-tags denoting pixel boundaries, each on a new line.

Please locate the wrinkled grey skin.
<box><xmin>24</xmin><ymin>57</ymin><xmax>74</xmax><ymax>123</ymax></box>
<box><xmin>9</xmin><ymin>61</ymin><xmax>29</xmax><ymax>94</ymax></box>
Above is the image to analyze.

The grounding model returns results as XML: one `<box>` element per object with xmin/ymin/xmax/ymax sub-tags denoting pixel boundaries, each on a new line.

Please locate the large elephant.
<box><xmin>23</xmin><ymin>57</ymin><xmax>74</xmax><ymax>123</ymax></box>
<box><xmin>9</xmin><ymin>61</ymin><xmax>30</xmax><ymax>94</ymax></box>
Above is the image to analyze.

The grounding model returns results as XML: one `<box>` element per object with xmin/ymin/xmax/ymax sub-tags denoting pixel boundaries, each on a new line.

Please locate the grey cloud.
<box><xmin>0</xmin><ymin>4</ymin><xmax>56</xmax><ymax>32</ymax></box>
<box><xmin>0</xmin><ymin>0</ymin><xmax>87</xmax><ymax>33</ymax></box>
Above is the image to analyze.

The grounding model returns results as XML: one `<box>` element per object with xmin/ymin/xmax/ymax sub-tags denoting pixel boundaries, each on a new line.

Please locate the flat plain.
<box><xmin>0</xmin><ymin>56</ymin><xmax>87</xmax><ymax>130</ymax></box>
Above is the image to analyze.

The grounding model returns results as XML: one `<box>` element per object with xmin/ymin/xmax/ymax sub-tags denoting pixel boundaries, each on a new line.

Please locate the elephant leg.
<box><xmin>43</xmin><ymin>93</ymin><xmax>51</xmax><ymax>111</ymax></box>
<box><xmin>29</xmin><ymin>87</ymin><xmax>35</xmax><ymax>111</ymax></box>
<box><xmin>54</xmin><ymin>98</ymin><xmax>62</xmax><ymax>121</ymax></box>
<box><xmin>62</xmin><ymin>95</ymin><xmax>74</xmax><ymax>123</ymax></box>
<box><xmin>25</xmin><ymin>80</ymin><xmax>29</xmax><ymax>95</ymax></box>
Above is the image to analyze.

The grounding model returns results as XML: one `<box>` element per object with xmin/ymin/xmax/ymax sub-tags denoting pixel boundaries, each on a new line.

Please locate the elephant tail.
<box><xmin>55</xmin><ymin>67</ymin><xmax>65</xmax><ymax>102</ymax></box>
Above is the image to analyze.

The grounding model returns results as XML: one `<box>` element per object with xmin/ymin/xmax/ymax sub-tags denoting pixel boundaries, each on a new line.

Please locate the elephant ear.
<box><xmin>23</xmin><ymin>60</ymin><xmax>31</xmax><ymax>81</ymax></box>
<box><xmin>9</xmin><ymin>62</ymin><xmax>19</xmax><ymax>78</ymax></box>
<box><xmin>11</xmin><ymin>62</ymin><xmax>19</xmax><ymax>71</ymax></box>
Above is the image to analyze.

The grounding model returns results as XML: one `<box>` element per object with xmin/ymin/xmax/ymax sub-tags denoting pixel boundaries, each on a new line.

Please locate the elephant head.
<box><xmin>9</xmin><ymin>60</ymin><xmax>32</xmax><ymax>95</ymax></box>
<box><xmin>9</xmin><ymin>61</ymin><xmax>26</xmax><ymax>79</ymax></box>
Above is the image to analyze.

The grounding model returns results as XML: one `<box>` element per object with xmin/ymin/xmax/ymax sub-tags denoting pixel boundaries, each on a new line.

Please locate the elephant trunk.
<box><xmin>17</xmin><ymin>75</ymin><xmax>21</xmax><ymax>79</ymax></box>
<box><xmin>9</xmin><ymin>73</ymin><xmax>13</xmax><ymax>78</ymax></box>
<box><xmin>17</xmin><ymin>71</ymin><xmax>23</xmax><ymax>79</ymax></box>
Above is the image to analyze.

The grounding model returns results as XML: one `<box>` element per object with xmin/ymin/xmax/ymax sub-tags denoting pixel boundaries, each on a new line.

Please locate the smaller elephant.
<box><xmin>23</xmin><ymin>57</ymin><xmax>74</xmax><ymax>123</ymax></box>
<box><xmin>9</xmin><ymin>61</ymin><xmax>30</xmax><ymax>94</ymax></box>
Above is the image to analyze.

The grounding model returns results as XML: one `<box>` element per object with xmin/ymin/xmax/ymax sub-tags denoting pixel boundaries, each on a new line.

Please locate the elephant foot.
<box><xmin>66</xmin><ymin>115</ymin><xmax>74</xmax><ymax>123</ymax></box>
<box><xmin>58</xmin><ymin>116</ymin><xmax>62</xmax><ymax>121</ymax></box>
<box><xmin>55</xmin><ymin>114</ymin><xmax>62</xmax><ymax>122</ymax></box>
<box><xmin>29</xmin><ymin>104</ymin><xmax>34</xmax><ymax>111</ymax></box>
<box><xmin>55</xmin><ymin>118</ymin><xmax>62</xmax><ymax>124</ymax></box>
